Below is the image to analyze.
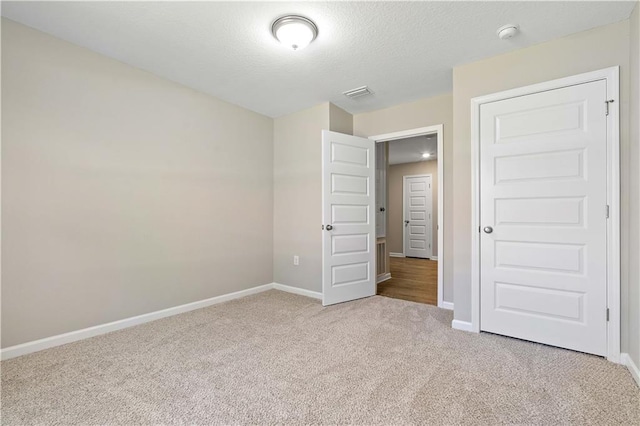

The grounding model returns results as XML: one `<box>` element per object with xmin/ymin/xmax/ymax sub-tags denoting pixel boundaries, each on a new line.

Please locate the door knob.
<box><xmin>326</xmin><ymin>224</ymin><xmax>333</xmax><ymax>231</ymax></box>
<box><xmin>405</xmin><ymin>220</ymin><xmax>410</xmax><ymax>226</ymax></box>
<box><xmin>380</xmin><ymin>207</ymin><xmax>386</xmax><ymax>212</ymax></box>
<box><xmin>483</xmin><ymin>226</ymin><xmax>493</xmax><ymax>234</ymax></box>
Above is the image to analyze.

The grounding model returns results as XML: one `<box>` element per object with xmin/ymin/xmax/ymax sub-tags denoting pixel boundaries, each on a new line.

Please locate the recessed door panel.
<box><xmin>331</xmin><ymin>174</ymin><xmax>369</xmax><ymax>196</ymax></box>
<box><xmin>495</xmin><ymin>150</ymin><xmax>585</xmax><ymax>184</ymax></box>
<box><xmin>331</xmin><ymin>142</ymin><xmax>369</xmax><ymax>167</ymax></box>
<box><xmin>494</xmin><ymin>282</ymin><xmax>584</xmax><ymax>322</ymax></box>
<box><xmin>495</xmin><ymin>102</ymin><xmax>585</xmax><ymax>142</ymax></box>
<box><xmin>495</xmin><ymin>197</ymin><xmax>585</xmax><ymax>227</ymax></box>
<box><xmin>332</xmin><ymin>234</ymin><xmax>369</xmax><ymax>256</ymax></box>
<box><xmin>495</xmin><ymin>242</ymin><xmax>584</xmax><ymax>274</ymax></box>
<box><xmin>331</xmin><ymin>262</ymin><xmax>370</xmax><ymax>287</ymax></box>
<box><xmin>332</xmin><ymin>205</ymin><xmax>369</xmax><ymax>224</ymax></box>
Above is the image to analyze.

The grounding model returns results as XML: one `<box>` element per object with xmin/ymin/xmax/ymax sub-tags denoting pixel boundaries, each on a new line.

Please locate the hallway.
<box><xmin>377</xmin><ymin>257</ymin><xmax>437</xmax><ymax>305</ymax></box>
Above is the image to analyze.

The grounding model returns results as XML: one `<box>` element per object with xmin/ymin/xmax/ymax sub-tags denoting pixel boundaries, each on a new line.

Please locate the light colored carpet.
<box><xmin>2</xmin><ymin>290</ymin><xmax>638</xmax><ymax>425</ymax></box>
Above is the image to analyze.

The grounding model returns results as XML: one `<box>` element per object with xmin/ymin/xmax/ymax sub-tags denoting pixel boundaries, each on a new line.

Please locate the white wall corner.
<box><xmin>621</xmin><ymin>353</ymin><xmax>640</xmax><ymax>388</ymax></box>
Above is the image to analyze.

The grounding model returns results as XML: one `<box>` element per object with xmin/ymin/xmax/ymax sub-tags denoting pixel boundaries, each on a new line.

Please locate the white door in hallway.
<box><xmin>322</xmin><ymin>130</ymin><xmax>376</xmax><ymax>306</ymax></box>
<box><xmin>404</xmin><ymin>175</ymin><xmax>432</xmax><ymax>259</ymax></box>
<box><xmin>479</xmin><ymin>80</ymin><xmax>608</xmax><ymax>356</ymax></box>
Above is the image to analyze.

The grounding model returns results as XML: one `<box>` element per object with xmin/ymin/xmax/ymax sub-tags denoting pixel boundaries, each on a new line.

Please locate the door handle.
<box><xmin>405</xmin><ymin>220</ymin><xmax>409</xmax><ymax>226</ymax></box>
<box><xmin>326</xmin><ymin>224</ymin><xmax>333</xmax><ymax>231</ymax></box>
<box><xmin>483</xmin><ymin>226</ymin><xmax>493</xmax><ymax>234</ymax></box>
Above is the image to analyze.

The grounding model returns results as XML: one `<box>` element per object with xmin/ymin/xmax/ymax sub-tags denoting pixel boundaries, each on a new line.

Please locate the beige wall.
<box><xmin>273</xmin><ymin>103</ymin><xmax>330</xmax><ymax>292</ymax></box>
<box><xmin>329</xmin><ymin>103</ymin><xmax>353</xmax><ymax>135</ymax></box>
<box><xmin>628</xmin><ymin>2</ymin><xmax>640</xmax><ymax>369</ymax></box>
<box><xmin>451</xmin><ymin>20</ymin><xmax>632</xmax><ymax>336</ymax></box>
<box><xmin>354</xmin><ymin>93</ymin><xmax>453</xmax><ymax>303</ymax></box>
<box><xmin>1</xmin><ymin>19</ymin><xmax>274</xmax><ymax>348</ymax></box>
<box><xmin>387</xmin><ymin>161</ymin><xmax>438</xmax><ymax>256</ymax></box>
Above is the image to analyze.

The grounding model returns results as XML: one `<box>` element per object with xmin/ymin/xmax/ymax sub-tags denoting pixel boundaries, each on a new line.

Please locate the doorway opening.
<box><xmin>370</xmin><ymin>126</ymin><xmax>444</xmax><ymax>307</ymax></box>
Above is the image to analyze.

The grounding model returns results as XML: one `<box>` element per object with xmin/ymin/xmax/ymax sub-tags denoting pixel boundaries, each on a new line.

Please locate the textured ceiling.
<box><xmin>2</xmin><ymin>1</ymin><xmax>636</xmax><ymax>117</ymax></box>
<box><xmin>389</xmin><ymin>135</ymin><xmax>437</xmax><ymax>165</ymax></box>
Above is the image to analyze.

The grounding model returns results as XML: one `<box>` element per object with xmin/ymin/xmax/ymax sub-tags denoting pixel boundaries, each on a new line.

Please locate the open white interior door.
<box><xmin>322</xmin><ymin>130</ymin><xmax>376</xmax><ymax>306</ymax></box>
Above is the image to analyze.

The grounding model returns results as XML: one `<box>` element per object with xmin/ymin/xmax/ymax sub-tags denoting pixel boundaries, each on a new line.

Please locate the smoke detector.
<box><xmin>497</xmin><ymin>24</ymin><xmax>519</xmax><ymax>40</ymax></box>
<box><xmin>343</xmin><ymin>86</ymin><xmax>373</xmax><ymax>99</ymax></box>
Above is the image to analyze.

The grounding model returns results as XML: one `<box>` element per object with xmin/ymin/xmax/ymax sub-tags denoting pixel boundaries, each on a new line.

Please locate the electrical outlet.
<box><xmin>293</xmin><ymin>255</ymin><xmax>299</xmax><ymax>266</ymax></box>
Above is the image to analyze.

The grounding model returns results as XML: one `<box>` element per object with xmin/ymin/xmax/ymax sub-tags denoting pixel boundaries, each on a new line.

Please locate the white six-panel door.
<box><xmin>479</xmin><ymin>80</ymin><xmax>608</xmax><ymax>356</ymax></box>
<box><xmin>322</xmin><ymin>130</ymin><xmax>376</xmax><ymax>306</ymax></box>
<box><xmin>404</xmin><ymin>175</ymin><xmax>432</xmax><ymax>259</ymax></box>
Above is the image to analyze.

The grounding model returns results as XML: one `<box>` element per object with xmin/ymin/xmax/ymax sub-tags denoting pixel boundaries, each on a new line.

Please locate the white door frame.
<box><xmin>402</xmin><ymin>174</ymin><xmax>433</xmax><ymax>259</ymax></box>
<box><xmin>470</xmin><ymin>66</ymin><xmax>620</xmax><ymax>362</ymax></box>
<box><xmin>368</xmin><ymin>125</ymin><xmax>447</xmax><ymax>310</ymax></box>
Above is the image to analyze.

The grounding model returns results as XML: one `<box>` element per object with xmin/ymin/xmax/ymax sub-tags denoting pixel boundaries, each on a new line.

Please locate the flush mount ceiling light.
<box><xmin>497</xmin><ymin>24</ymin><xmax>519</xmax><ymax>40</ymax></box>
<box><xmin>422</xmin><ymin>153</ymin><xmax>431</xmax><ymax>159</ymax></box>
<box><xmin>272</xmin><ymin>15</ymin><xmax>318</xmax><ymax>51</ymax></box>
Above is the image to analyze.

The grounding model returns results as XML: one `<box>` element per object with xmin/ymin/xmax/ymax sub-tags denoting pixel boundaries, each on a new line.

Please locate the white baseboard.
<box><xmin>430</xmin><ymin>256</ymin><xmax>439</xmax><ymax>261</ymax></box>
<box><xmin>389</xmin><ymin>252</ymin><xmax>405</xmax><ymax>258</ymax></box>
<box><xmin>376</xmin><ymin>273</ymin><xmax>391</xmax><ymax>284</ymax></box>
<box><xmin>621</xmin><ymin>353</ymin><xmax>640</xmax><ymax>387</ymax></box>
<box><xmin>439</xmin><ymin>301</ymin><xmax>454</xmax><ymax>310</ymax></box>
<box><xmin>2</xmin><ymin>282</ymin><xmax>323</xmax><ymax>361</ymax></box>
<box><xmin>272</xmin><ymin>283</ymin><xmax>322</xmax><ymax>300</ymax></box>
<box><xmin>451</xmin><ymin>319</ymin><xmax>474</xmax><ymax>332</ymax></box>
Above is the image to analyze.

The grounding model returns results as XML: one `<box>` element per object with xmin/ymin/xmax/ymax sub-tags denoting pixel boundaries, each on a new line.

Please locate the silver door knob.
<box><xmin>483</xmin><ymin>226</ymin><xmax>493</xmax><ymax>234</ymax></box>
<box><xmin>326</xmin><ymin>224</ymin><xmax>333</xmax><ymax>231</ymax></box>
<box><xmin>405</xmin><ymin>220</ymin><xmax>409</xmax><ymax>226</ymax></box>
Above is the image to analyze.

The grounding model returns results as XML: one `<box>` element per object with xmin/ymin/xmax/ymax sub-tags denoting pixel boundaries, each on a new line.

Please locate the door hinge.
<box><xmin>606</xmin><ymin>205</ymin><xmax>610</xmax><ymax>219</ymax></box>
<box><xmin>321</xmin><ymin>224</ymin><xmax>325</xmax><ymax>230</ymax></box>
<box><xmin>606</xmin><ymin>308</ymin><xmax>610</xmax><ymax>321</ymax></box>
<box><xmin>605</xmin><ymin>99</ymin><xmax>615</xmax><ymax>116</ymax></box>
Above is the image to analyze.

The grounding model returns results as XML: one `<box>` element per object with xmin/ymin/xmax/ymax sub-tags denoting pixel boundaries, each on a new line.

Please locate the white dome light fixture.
<box><xmin>497</xmin><ymin>24</ymin><xmax>519</xmax><ymax>40</ymax></box>
<box><xmin>422</xmin><ymin>153</ymin><xmax>431</xmax><ymax>159</ymax></box>
<box><xmin>272</xmin><ymin>15</ymin><xmax>318</xmax><ymax>51</ymax></box>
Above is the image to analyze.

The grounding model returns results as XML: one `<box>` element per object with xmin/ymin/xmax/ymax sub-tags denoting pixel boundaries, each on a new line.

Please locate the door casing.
<box><xmin>469</xmin><ymin>66</ymin><xmax>620</xmax><ymax>362</ymax></box>
<box><xmin>368</xmin><ymin>125</ymin><xmax>447</xmax><ymax>310</ymax></box>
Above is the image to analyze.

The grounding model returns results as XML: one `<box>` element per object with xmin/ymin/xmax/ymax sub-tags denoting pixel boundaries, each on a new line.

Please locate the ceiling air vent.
<box><xmin>343</xmin><ymin>86</ymin><xmax>373</xmax><ymax>99</ymax></box>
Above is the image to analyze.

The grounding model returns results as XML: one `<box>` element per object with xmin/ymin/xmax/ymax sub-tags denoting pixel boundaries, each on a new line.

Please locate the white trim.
<box><xmin>403</xmin><ymin>173</ymin><xmax>433</xmax><ymax>259</ymax></box>
<box><xmin>389</xmin><ymin>252</ymin><xmax>405</xmax><ymax>258</ymax></box>
<box><xmin>1</xmin><ymin>283</ymin><xmax>324</xmax><ymax>360</ymax></box>
<box><xmin>621</xmin><ymin>353</ymin><xmax>640</xmax><ymax>388</ymax></box>
<box><xmin>376</xmin><ymin>273</ymin><xmax>392</xmax><ymax>284</ymax></box>
<box><xmin>451</xmin><ymin>319</ymin><xmax>473</xmax><ymax>332</ymax></box>
<box><xmin>470</xmin><ymin>67</ymin><xmax>621</xmax><ymax>362</ymax></box>
<box><xmin>272</xmin><ymin>283</ymin><xmax>323</xmax><ymax>300</ymax></box>
<box><xmin>1</xmin><ymin>283</ymin><xmax>275</xmax><ymax>360</ymax></box>
<box><xmin>369</xmin><ymin>125</ymin><xmax>445</xmax><ymax>310</ymax></box>
<box><xmin>440</xmin><ymin>301</ymin><xmax>454</xmax><ymax>311</ymax></box>
<box><xmin>430</xmin><ymin>256</ymin><xmax>438</xmax><ymax>261</ymax></box>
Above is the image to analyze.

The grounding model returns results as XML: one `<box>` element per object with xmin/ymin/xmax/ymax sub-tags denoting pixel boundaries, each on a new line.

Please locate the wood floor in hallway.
<box><xmin>377</xmin><ymin>257</ymin><xmax>437</xmax><ymax>305</ymax></box>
